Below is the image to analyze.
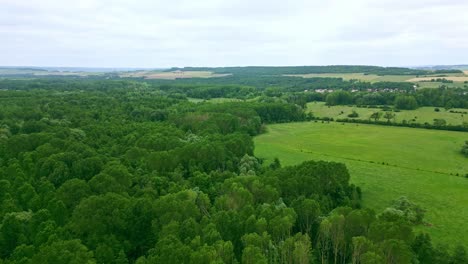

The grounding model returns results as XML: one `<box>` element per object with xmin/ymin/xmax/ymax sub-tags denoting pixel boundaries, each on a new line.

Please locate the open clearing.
<box><xmin>307</xmin><ymin>102</ymin><xmax>468</xmax><ymax>126</ymax></box>
<box><xmin>121</xmin><ymin>70</ymin><xmax>230</xmax><ymax>79</ymax></box>
<box><xmin>254</xmin><ymin>122</ymin><xmax>468</xmax><ymax>246</ymax></box>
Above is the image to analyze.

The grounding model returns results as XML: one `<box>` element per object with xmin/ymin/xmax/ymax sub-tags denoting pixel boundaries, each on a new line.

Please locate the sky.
<box><xmin>1</xmin><ymin>0</ymin><xmax>467</xmax><ymax>68</ymax></box>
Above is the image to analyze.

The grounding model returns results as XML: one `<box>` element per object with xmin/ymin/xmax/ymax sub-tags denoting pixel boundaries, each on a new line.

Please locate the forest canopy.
<box><xmin>0</xmin><ymin>78</ymin><xmax>466</xmax><ymax>264</ymax></box>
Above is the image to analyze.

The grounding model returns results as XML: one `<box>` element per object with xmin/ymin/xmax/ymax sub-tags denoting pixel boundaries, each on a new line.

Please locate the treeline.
<box><xmin>0</xmin><ymin>79</ymin><xmax>150</xmax><ymax>92</ymax></box>
<box><xmin>167</xmin><ymin>65</ymin><xmax>462</xmax><ymax>76</ymax></box>
<box><xmin>313</xmin><ymin>117</ymin><xmax>468</xmax><ymax>133</ymax></box>
<box><xmin>324</xmin><ymin>88</ymin><xmax>468</xmax><ymax>109</ymax></box>
<box><xmin>148</xmin><ymin>76</ymin><xmax>417</xmax><ymax>93</ymax></box>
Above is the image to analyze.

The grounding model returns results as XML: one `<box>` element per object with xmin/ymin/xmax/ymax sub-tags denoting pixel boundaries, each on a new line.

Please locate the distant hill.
<box><xmin>0</xmin><ymin>66</ymin><xmax>167</xmax><ymax>73</ymax></box>
<box><xmin>413</xmin><ymin>65</ymin><xmax>468</xmax><ymax>71</ymax></box>
<box><xmin>168</xmin><ymin>65</ymin><xmax>462</xmax><ymax>76</ymax></box>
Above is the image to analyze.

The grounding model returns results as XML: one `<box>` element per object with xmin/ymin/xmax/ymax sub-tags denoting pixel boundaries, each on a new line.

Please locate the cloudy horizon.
<box><xmin>1</xmin><ymin>0</ymin><xmax>467</xmax><ymax>68</ymax></box>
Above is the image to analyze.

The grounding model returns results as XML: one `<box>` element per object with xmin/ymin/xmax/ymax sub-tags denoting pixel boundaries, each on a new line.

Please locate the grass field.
<box><xmin>408</xmin><ymin>76</ymin><xmax>468</xmax><ymax>82</ymax></box>
<box><xmin>417</xmin><ymin>82</ymin><xmax>465</xmax><ymax>89</ymax></box>
<box><xmin>254</xmin><ymin>122</ymin><xmax>468</xmax><ymax>246</ymax></box>
<box><xmin>307</xmin><ymin>102</ymin><xmax>468</xmax><ymax>126</ymax></box>
<box><xmin>286</xmin><ymin>72</ymin><xmax>467</xmax><ymax>88</ymax></box>
<box><xmin>284</xmin><ymin>73</ymin><xmax>414</xmax><ymax>82</ymax></box>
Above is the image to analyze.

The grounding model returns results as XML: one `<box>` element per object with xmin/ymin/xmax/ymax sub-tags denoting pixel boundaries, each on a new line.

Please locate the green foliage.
<box><xmin>370</xmin><ymin>111</ymin><xmax>382</xmax><ymax>122</ymax></box>
<box><xmin>433</xmin><ymin>118</ymin><xmax>447</xmax><ymax>126</ymax></box>
<box><xmin>326</xmin><ymin>91</ymin><xmax>353</xmax><ymax>106</ymax></box>
<box><xmin>32</xmin><ymin>240</ymin><xmax>96</xmax><ymax>264</ymax></box>
<box><xmin>461</xmin><ymin>141</ymin><xmax>468</xmax><ymax>157</ymax></box>
<box><xmin>347</xmin><ymin>111</ymin><xmax>359</xmax><ymax>118</ymax></box>
<box><xmin>0</xmin><ymin>78</ymin><xmax>464</xmax><ymax>264</ymax></box>
<box><xmin>394</xmin><ymin>95</ymin><xmax>418</xmax><ymax>110</ymax></box>
<box><xmin>386</xmin><ymin>196</ymin><xmax>425</xmax><ymax>224</ymax></box>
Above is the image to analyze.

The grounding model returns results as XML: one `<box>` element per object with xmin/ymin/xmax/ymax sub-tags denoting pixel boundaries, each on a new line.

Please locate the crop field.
<box><xmin>287</xmin><ymin>72</ymin><xmax>468</xmax><ymax>88</ymax></box>
<box><xmin>284</xmin><ymin>73</ymin><xmax>413</xmax><ymax>82</ymax></box>
<box><xmin>307</xmin><ymin>102</ymin><xmax>468</xmax><ymax>126</ymax></box>
<box><xmin>121</xmin><ymin>70</ymin><xmax>230</xmax><ymax>79</ymax></box>
<box><xmin>254</xmin><ymin>122</ymin><xmax>468</xmax><ymax>246</ymax></box>
<box><xmin>287</xmin><ymin>72</ymin><xmax>464</xmax><ymax>81</ymax></box>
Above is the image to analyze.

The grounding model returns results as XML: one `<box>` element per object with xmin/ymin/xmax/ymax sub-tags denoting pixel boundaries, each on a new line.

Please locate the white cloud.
<box><xmin>0</xmin><ymin>0</ymin><xmax>467</xmax><ymax>67</ymax></box>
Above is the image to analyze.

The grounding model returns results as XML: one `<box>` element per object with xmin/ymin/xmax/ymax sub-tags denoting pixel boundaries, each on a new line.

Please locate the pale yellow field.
<box><xmin>284</xmin><ymin>73</ymin><xmax>390</xmax><ymax>82</ymax></box>
<box><xmin>121</xmin><ymin>71</ymin><xmax>230</xmax><ymax>79</ymax></box>
<box><xmin>286</xmin><ymin>72</ymin><xmax>468</xmax><ymax>85</ymax></box>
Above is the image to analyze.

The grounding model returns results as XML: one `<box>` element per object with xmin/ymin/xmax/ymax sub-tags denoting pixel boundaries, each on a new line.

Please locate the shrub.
<box><xmin>347</xmin><ymin>111</ymin><xmax>359</xmax><ymax>118</ymax></box>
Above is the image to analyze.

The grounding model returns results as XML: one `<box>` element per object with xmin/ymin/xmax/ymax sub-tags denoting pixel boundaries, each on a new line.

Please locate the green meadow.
<box><xmin>307</xmin><ymin>102</ymin><xmax>468</xmax><ymax>126</ymax></box>
<box><xmin>254</xmin><ymin>122</ymin><xmax>468</xmax><ymax>246</ymax></box>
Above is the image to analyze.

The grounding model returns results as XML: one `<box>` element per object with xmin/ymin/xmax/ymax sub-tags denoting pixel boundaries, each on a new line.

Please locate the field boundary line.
<box><xmin>297</xmin><ymin>148</ymin><xmax>460</xmax><ymax>177</ymax></box>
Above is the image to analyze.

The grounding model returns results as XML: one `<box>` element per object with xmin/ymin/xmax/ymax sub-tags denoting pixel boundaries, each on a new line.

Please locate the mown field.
<box><xmin>254</xmin><ymin>122</ymin><xmax>468</xmax><ymax>246</ymax></box>
<box><xmin>307</xmin><ymin>102</ymin><xmax>468</xmax><ymax>126</ymax></box>
<box><xmin>286</xmin><ymin>72</ymin><xmax>467</xmax><ymax>88</ymax></box>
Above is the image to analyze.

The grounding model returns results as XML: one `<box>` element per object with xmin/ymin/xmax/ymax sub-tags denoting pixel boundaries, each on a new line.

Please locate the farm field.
<box><xmin>417</xmin><ymin>82</ymin><xmax>465</xmax><ymax>89</ymax></box>
<box><xmin>286</xmin><ymin>72</ymin><xmax>467</xmax><ymax>88</ymax></box>
<box><xmin>287</xmin><ymin>72</ymin><xmax>464</xmax><ymax>82</ymax></box>
<box><xmin>307</xmin><ymin>102</ymin><xmax>468</xmax><ymax>126</ymax></box>
<box><xmin>120</xmin><ymin>70</ymin><xmax>230</xmax><ymax>79</ymax></box>
<box><xmin>285</xmin><ymin>73</ymin><xmax>415</xmax><ymax>82</ymax></box>
<box><xmin>254</xmin><ymin>122</ymin><xmax>468</xmax><ymax>246</ymax></box>
<box><xmin>187</xmin><ymin>97</ymin><xmax>245</xmax><ymax>103</ymax></box>
<box><xmin>408</xmin><ymin>76</ymin><xmax>468</xmax><ymax>82</ymax></box>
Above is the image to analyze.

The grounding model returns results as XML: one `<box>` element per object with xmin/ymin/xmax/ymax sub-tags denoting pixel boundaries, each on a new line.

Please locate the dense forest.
<box><xmin>0</xmin><ymin>79</ymin><xmax>466</xmax><ymax>264</ymax></box>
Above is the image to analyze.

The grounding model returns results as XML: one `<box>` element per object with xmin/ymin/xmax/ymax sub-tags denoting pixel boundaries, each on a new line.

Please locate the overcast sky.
<box><xmin>1</xmin><ymin>0</ymin><xmax>467</xmax><ymax>68</ymax></box>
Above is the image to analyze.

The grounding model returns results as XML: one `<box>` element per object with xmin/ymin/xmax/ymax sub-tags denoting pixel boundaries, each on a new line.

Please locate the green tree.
<box><xmin>433</xmin><ymin>118</ymin><xmax>447</xmax><ymax>126</ymax></box>
<box><xmin>370</xmin><ymin>112</ymin><xmax>382</xmax><ymax>122</ymax></box>
<box><xmin>32</xmin><ymin>239</ymin><xmax>96</xmax><ymax>264</ymax></box>
<box><xmin>291</xmin><ymin>197</ymin><xmax>321</xmax><ymax>234</ymax></box>
<box><xmin>383</xmin><ymin>112</ymin><xmax>395</xmax><ymax>122</ymax></box>
<box><xmin>451</xmin><ymin>245</ymin><xmax>467</xmax><ymax>264</ymax></box>
<box><xmin>394</xmin><ymin>95</ymin><xmax>418</xmax><ymax>110</ymax></box>
<box><xmin>242</xmin><ymin>246</ymin><xmax>268</xmax><ymax>264</ymax></box>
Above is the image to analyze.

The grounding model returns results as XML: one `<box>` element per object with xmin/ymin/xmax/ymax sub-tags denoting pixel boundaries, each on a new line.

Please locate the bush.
<box><xmin>347</xmin><ymin>111</ymin><xmax>359</xmax><ymax>118</ymax></box>
<box><xmin>462</xmin><ymin>141</ymin><xmax>468</xmax><ymax>157</ymax></box>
